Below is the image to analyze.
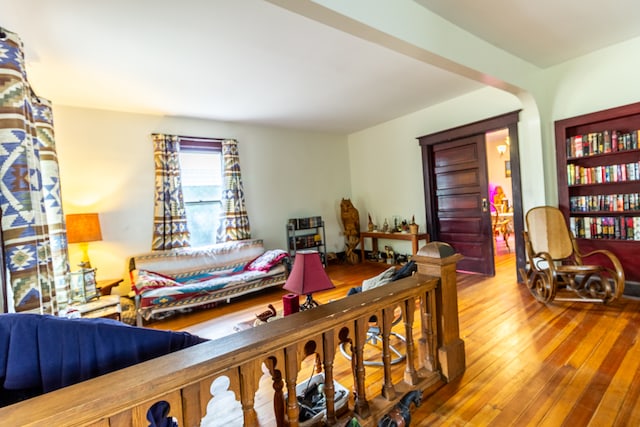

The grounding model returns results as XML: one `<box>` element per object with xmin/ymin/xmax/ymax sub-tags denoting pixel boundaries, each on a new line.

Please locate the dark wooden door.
<box><xmin>418</xmin><ymin>111</ymin><xmax>525</xmax><ymax>279</ymax></box>
<box><xmin>432</xmin><ymin>135</ymin><xmax>494</xmax><ymax>275</ymax></box>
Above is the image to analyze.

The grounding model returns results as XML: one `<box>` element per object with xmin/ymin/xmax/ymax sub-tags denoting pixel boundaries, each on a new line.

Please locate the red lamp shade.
<box><xmin>283</xmin><ymin>251</ymin><xmax>334</xmax><ymax>310</ymax></box>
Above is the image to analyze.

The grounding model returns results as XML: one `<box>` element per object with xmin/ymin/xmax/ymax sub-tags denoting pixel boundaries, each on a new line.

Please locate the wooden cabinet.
<box><xmin>286</xmin><ymin>216</ymin><xmax>326</xmax><ymax>265</ymax></box>
<box><xmin>555</xmin><ymin>102</ymin><xmax>640</xmax><ymax>286</ymax></box>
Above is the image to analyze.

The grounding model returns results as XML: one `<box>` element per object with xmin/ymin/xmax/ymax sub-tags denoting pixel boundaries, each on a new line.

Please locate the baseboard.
<box><xmin>623</xmin><ymin>280</ymin><xmax>640</xmax><ymax>298</ymax></box>
<box><xmin>330</xmin><ymin>251</ymin><xmax>346</xmax><ymax>263</ymax></box>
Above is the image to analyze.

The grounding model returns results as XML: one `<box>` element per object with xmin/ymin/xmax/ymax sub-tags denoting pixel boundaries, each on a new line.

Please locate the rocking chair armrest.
<box><xmin>580</xmin><ymin>249</ymin><xmax>625</xmax><ymax>281</ymax></box>
<box><xmin>531</xmin><ymin>251</ymin><xmax>557</xmax><ymax>273</ymax></box>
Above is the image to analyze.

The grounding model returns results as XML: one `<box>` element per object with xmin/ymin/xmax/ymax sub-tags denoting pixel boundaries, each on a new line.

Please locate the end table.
<box><xmin>97</xmin><ymin>278</ymin><xmax>123</xmax><ymax>296</ymax></box>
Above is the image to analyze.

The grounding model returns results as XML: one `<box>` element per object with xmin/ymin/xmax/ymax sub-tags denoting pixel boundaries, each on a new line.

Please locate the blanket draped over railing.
<box><xmin>0</xmin><ymin>249</ymin><xmax>464</xmax><ymax>426</ymax></box>
<box><xmin>0</xmin><ymin>314</ymin><xmax>206</xmax><ymax>407</ymax></box>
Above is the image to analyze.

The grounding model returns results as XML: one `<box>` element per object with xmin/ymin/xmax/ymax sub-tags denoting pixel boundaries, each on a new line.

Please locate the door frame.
<box><xmin>417</xmin><ymin>111</ymin><xmax>525</xmax><ymax>279</ymax></box>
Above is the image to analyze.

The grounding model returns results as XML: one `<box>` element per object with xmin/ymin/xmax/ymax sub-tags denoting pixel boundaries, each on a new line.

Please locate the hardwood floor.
<box><xmin>148</xmin><ymin>253</ymin><xmax>640</xmax><ymax>426</ymax></box>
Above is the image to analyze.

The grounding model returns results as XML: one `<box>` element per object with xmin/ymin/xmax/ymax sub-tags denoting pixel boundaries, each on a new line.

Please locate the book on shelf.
<box><xmin>569</xmin><ymin>215</ymin><xmax>640</xmax><ymax>240</ymax></box>
<box><xmin>570</xmin><ymin>193</ymin><xmax>640</xmax><ymax>213</ymax></box>
<box><xmin>288</xmin><ymin>216</ymin><xmax>323</xmax><ymax>230</ymax></box>
<box><xmin>289</xmin><ymin>234</ymin><xmax>322</xmax><ymax>249</ymax></box>
<box><xmin>566</xmin><ymin>129</ymin><xmax>640</xmax><ymax>158</ymax></box>
<box><xmin>566</xmin><ymin>161</ymin><xmax>640</xmax><ymax>185</ymax></box>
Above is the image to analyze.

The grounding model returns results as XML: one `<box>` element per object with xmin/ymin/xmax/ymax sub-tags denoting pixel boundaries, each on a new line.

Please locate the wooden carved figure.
<box><xmin>340</xmin><ymin>198</ymin><xmax>360</xmax><ymax>264</ymax></box>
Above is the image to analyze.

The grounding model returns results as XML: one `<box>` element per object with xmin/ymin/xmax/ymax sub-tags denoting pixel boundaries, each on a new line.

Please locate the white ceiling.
<box><xmin>3</xmin><ymin>0</ymin><xmax>640</xmax><ymax>134</ymax></box>
<box><xmin>415</xmin><ymin>0</ymin><xmax>640</xmax><ymax>68</ymax></box>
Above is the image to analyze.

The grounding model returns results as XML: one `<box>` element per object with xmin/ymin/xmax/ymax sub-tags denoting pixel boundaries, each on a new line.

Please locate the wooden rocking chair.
<box><xmin>520</xmin><ymin>206</ymin><xmax>625</xmax><ymax>304</ymax></box>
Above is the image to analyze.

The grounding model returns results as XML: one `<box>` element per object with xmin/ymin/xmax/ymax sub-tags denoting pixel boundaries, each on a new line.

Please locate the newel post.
<box><xmin>412</xmin><ymin>242</ymin><xmax>465</xmax><ymax>382</ymax></box>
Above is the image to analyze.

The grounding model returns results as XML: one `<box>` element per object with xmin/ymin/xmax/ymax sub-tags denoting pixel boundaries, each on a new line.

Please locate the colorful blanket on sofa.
<box><xmin>134</xmin><ymin>267</ymin><xmax>286</xmax><ymax>310</ymax></box>
<box><xmin>130</xmin><ymin>240</ymin><xmax>289</xmax><ymax>317</ymax></box>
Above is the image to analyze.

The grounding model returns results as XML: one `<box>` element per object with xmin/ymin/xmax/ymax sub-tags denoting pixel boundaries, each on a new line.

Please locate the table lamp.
<box><xmin>66</xmin><ymin>213</ymin><xmax>102</xmax><ymax>268</ymax></box>
<box><xmin>283</xmin><ymin>250</ymin><xmax>335</xmax><ymax>311</ymax></box>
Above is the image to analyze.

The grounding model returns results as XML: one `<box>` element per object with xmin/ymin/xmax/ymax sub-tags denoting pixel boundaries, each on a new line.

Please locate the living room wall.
<box><xmin>347</xmin><ymin>87</ymin><xmax>522</xmax><ymax>255</ymax></box>
<box><xmin>51</xmin><ymin>31</ymin><xmax>640</xmax><ymax>292</ymax></box>
<box><xmin>54</xmin><ymin>106</ymin><xmax>350</xmax><ymax>291</ymax></box>
<box><xmin>347</xmin><ymin>31</ymin><xmax>640</xmax><ymax>256</ymax></box>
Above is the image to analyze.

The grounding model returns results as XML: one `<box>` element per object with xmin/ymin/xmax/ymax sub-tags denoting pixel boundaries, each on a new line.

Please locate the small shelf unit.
<box><xmin>286</xmin><ymin>216</ymin><xmax>326</xmax><ymax>265</ymax></box>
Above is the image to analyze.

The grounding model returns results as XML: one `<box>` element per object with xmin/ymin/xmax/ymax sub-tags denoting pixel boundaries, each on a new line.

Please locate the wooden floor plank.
<box><xmin>590</xmin><ymin>314</ymin><xmax>640</xmax><ymax>425</ymax></box>
<box><xmin>147</xmin><ymin>253</ymin><xmax>640</xmax><ymax>426</ymax></box>
<box><xmin>538</xmin><ymin>305</ymin><xmax>631</xmax><ymax>426</ymax></box>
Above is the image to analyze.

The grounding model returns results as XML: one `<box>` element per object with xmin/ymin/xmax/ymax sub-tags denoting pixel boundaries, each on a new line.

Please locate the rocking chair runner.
<box><xmin>521</xmin><ymin>206</ymin><xmax>625</xmax><ymax>304</ymax></box>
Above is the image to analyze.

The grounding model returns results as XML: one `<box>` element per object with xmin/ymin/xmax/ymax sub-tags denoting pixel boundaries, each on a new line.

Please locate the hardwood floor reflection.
<box><xmin>149</xmin><ymin>253</ymin><xmax>640</xmax><ymax>426</ymax></box>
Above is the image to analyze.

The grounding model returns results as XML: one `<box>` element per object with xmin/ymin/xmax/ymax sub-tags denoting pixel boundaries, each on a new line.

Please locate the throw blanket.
<box><xmin>0</xmin><ymin>313</ymin><xmax>206</xmax><ymax>407</ymax></box>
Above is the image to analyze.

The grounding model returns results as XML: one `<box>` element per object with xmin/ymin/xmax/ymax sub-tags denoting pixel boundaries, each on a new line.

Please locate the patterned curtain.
<box><xmin>151</xmin><ymin>134</ymin><xmax>190</xmax><ymax>250</ymax></box>
<box><xmin>0</xmin><ymin>29</ymin><xmax>70</xmax><ymax>313</ymax></box>
<box><xmin>217</xmin><ymin>139</ymin><xmax>251</xmax><ymax>241</ymax></box>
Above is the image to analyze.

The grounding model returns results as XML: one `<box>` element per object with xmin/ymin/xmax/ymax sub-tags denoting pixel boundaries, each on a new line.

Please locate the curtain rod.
<box><xmin>151</xmin><ymin>133</ymin><xmax>230</xmax><ymax>143</ymax></box>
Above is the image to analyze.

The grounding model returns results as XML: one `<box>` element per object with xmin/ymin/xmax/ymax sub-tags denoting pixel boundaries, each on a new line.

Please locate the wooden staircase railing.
<box><xmin>0</xmin><ymin>246</ymin><xmax>464</xmax><ymax>426</ymax></box>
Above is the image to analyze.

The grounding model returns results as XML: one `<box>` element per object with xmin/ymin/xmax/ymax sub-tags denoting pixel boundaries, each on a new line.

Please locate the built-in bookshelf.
<box><xmin>286</xmin><ymin>216</ymin><xmax>326</xmax><ymax>265</ymax></box>
<box><xmin>556</xmin><ymin>102</ymin><xmax>640</xmax><ymax>288</ymax></box>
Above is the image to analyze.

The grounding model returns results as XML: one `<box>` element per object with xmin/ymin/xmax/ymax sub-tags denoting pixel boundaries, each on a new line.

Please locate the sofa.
<box><xmin>0</xmin><ymin>313</ymin><xmax>206</xmax><ymax>407</ymax></box>
<box><xmin>129</xmin><ymin>239</ymin><xmax>290</xmax><ymax>326</ymax></box>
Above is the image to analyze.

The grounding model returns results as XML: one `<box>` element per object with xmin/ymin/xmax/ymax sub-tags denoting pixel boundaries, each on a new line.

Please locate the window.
<box><xmin>178</xmin><ymin>138</ymin><xmax>223</xmax><ymax>247</ymax></box>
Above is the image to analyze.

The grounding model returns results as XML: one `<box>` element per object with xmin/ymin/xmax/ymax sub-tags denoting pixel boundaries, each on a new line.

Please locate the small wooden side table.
<box><xmin>97</xmin><ymin>278</ymin><xmax>123</xmax><ymax>296</ymax></box>
<box><xmin>359</xmin><ymin>231</ymin><xmax>430</xmax><ymax>263</ymax></box>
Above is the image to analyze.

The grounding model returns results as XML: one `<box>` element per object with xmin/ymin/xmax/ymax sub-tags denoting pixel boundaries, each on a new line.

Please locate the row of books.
<box><xmin>566</xmin><ymin>130</ymin><xmax>639</xmax><ymax>158</ymax></box>
<box><xmin>566</xmin><ymin>162</ymin><xmax>640</xmax><ymax>185</ymax></box>
<box><xmin>288</xmin><ymin>216</ymin><xmax>323</xmax><ymax>230</ymax></box>
<box><xmin>569</xmin><ymin>216</ymin><xmax>640</xmax><ymax>240</ymax></box>
<box><xmin>570</xmin><ymin>193</ymin><xmax>640</xmax><ymax>212</ymax></box>
<box><xmin>288</xmin><ymin>235</ymin><xmax>322</xmax><ymax>249</ymax></box>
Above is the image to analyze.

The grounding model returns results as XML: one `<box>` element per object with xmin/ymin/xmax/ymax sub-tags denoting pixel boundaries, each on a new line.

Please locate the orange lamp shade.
<box><xmin>66</xmin><ymin>213</ymin><xmax>102</xmax><ymax>269</ymax></box>
<box><xmin>66</xmin><ymin>213</ymin><xmax>102</xmax><ymax>244</ymax></box>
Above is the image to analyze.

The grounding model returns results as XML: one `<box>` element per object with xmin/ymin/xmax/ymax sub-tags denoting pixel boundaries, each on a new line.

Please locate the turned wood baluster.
<box><xmin>417</xmin><ymin>292</ymin><xmax>430</xmax><ymax>371</ymax></box>
<box><xmin>352</xmin><ymin>317</ymin><xmax>371</xmax><ymax>418</ymax></box>
<box><xmin>427</xmin><ymin>288</ymin><xmax>438</xmax><ymax>371</ymax></box>
<box><xmin>381</xmin><ymin>306</ymin><xmax>396</xmax><ymax>400</ymax></box>
<box><xmin>284</xmin><ymin>344</ymin><xmax>300</xmax><ymax>427</ymax></box>
<box><xmin>322</xmin><ymin>329</ymin><xmax>337</xmax><ymax>425</ymax></box>
<box><xmin>264</xmin><ymin>357</ymin><xmax>286</xmax><ymax>427</ymax></box>
<box><xmin>239</xmin><ymin>361</ymin><xmax>260</xmax><ymax>426</ymax></box>
<box><xmin>419</xmin><ymin>290</ymin><xmax>437</xmax><ymax>372</ymax></box>
<box><xmin>403</xmin><ymin>296</ymin><xmax>418</xmax><ymax>384</ymax></box>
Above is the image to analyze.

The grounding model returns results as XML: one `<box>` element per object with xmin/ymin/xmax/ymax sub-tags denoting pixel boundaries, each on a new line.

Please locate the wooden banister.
<box><xmin>0</xmin><ymin>245</ymin><xmax>464</xmax><ymax>426</ymax></box>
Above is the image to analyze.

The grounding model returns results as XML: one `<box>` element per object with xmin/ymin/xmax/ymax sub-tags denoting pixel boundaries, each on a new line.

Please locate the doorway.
<box><xmin>486</xmin><ymin>129</ymin><xmax>515</xmax><ymax>258</ymax></box>
<box><xmin>418</xmin><ymin>111</ymin><xmax>525</xmax><ymax>279</ymax></box>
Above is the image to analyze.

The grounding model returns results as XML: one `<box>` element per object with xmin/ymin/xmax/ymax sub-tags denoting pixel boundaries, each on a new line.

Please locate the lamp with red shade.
<box><xmin>283</xmin><ymin>250</ymin><xmax>335</xmax><ymax>311</ymax></box>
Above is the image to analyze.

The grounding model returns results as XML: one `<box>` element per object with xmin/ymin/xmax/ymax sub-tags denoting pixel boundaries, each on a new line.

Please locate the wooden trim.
<box><xmin>417</xmin><ymin>111</ymin><xmax>521</xmax><ymax>145</ymax></box>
